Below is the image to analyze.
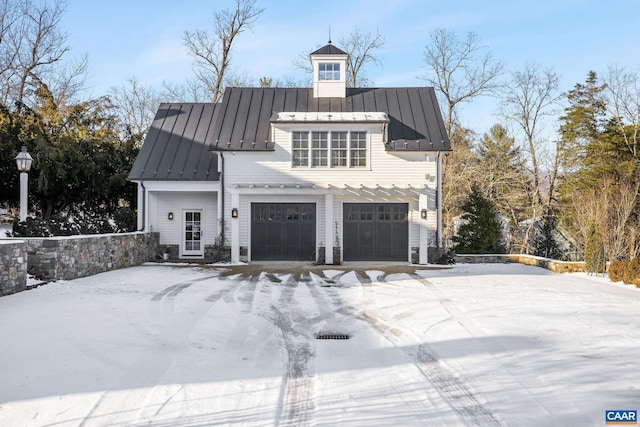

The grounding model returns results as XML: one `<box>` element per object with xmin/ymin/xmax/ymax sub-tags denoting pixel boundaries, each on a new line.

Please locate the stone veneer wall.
<box><xmin>0</xmin><ymin>240</ymin><xmax>27</xmax><ymax>296</ymax></box>
<box><xmin>454</xmin><ymin>253</ymin><xmax>586</xmax><ymax>273</ymax></box>
<box><xmin>26</xmin><ymin>232</ymin><xmax>159</xmax><ymax>281</ymax></box>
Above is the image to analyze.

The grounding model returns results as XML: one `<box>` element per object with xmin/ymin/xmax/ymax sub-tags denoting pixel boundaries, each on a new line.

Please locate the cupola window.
<box><xmin>319</xmin><ymin>63</ymin><xmax>340</xmax><ymax>81</ymax></box>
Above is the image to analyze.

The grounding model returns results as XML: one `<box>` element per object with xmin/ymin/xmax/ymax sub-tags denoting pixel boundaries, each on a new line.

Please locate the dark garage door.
<box><xmin>251</xmin><ymin>203</ymin><xmax>316</xmax><ymax>261</ymax></box>
<box><xmin>343</xmin><ymin>203</ymin><xmax>408</xmax><ymax>261</ymax></box>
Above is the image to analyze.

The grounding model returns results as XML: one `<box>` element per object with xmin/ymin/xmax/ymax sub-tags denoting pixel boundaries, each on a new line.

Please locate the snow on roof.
<box><xmin>271</xmin><ymin>111</ymin><xmax>389</xmax><ymax>123</ymax></box>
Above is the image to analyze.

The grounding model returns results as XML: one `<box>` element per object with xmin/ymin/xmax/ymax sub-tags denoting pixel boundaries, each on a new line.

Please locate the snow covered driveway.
<box><xmin>0</xmin><ymin>263</ymin><xmax>638</xmax><ymax>426</ymax></box>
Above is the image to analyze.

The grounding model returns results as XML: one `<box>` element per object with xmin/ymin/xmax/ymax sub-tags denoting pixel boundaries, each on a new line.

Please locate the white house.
<box><xmin>128</xmin><ymin>42</ymin><xmax>451</xmax><ymax>264</ymax></box>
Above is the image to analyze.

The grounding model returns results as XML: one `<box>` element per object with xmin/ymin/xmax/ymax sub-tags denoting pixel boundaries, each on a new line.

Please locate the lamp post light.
<box><xmin>15</xmin><ymin>146</ymin><xmax>33</xmax><ymax>222</ymax></box>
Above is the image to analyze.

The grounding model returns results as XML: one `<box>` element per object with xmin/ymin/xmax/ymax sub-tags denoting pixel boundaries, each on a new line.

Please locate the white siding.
<box><xmin>223</xmin><ymin>124</ymin><xmax>438</xmax><ymax>208</ymax></box>
<box><xmin>152</xmin><ymin>191</ymin><xmax>218</xmax><ymax>246</ymax></box>
<box><xmin>223</xmin><ymin>122</ymin><xmax>440</xmax><ymax>262</ymax></box>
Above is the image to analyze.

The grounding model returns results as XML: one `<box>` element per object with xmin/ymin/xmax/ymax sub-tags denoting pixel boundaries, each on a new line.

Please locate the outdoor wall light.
<box><xmin>231</xmin><ymin>208</ymin><xmax>239</xmax><ymax>218</ymax></box>
<box><xmin>168</xmin><ymin>212</ymin><xmax>174</xmax><ymax>220</ymax></box>
<box><xmin>421</xmin><ymin>209</ymin><xmax>427</xmax><ymax>219</ymax></box>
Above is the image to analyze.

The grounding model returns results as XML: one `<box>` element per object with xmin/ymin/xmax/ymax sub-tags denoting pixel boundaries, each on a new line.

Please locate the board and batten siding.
<box><xmin>150</xmin><ymin>191</ymin><xmax>218</xmax><ymax>246</ymax></box>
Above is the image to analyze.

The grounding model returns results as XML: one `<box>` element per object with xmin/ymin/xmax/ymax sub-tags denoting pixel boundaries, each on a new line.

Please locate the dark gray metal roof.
<box><xmin>128</xmin><ymin>103</ymin><xmax>221</xmax><ymax>181</ymax></box>
<box><xmin>209</xmin><ymin>87</ymin><xmax>451</xmax><ymax>152</ymax></box>
<box><xmin>311</xmin><ymin>43</ymin><xmax>348</xmax><ymax>56</ymax></box>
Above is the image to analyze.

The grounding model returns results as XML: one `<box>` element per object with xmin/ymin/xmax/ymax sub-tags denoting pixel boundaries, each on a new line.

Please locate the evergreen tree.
<box><xmin>558</xmin><ymin>72</ymin><xmax>640</xmax><ymax>261</ymax></box>
<box><xmin>532</xmin><ymin>206</ymin><xmax>563</xmax><ymax>259</ymax></box>
<box><xmin>452</xmin><ymin>184</ymin><xmax>505</xmax><ymax>254</ymax></box>
<box><xmin>476</xmin><ymin>124</ymin><xmax>530</xmax><ymax>228</ymax></box>
<box><xmin>0</xmin><ymin>83</ymin><xmax>138</xmax><ymax>227</ymax></box>
<box><xmin>558</xmin><ymin>70</ymin><xmax>607</xmax><ymax>173</ymax></box>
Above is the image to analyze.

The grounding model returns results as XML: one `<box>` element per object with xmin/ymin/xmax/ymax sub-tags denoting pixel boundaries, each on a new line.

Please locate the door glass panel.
<box><xmin>184</xmin><ymin>210</ymin><xmax>203</xmax><ymax>255</ymax></box>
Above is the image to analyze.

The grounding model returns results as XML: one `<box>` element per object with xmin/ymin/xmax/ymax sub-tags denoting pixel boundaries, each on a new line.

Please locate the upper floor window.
<box><xmin>292</xmin><ymin>131</ymin><xmax>367</xmax><ymax>168</ymax></box>
<box><xmin>292</xmin><ymin>131</ymin><xmax>309</xmax><ymax>167</ymax></box>
<box><xmin>350</xmin><ymin>131</ymin><xmax>367</xmax><ymax>167</ymax></box>
<box><xmin>319</xmin><ymin>63</ymin><xmax>340</xmax><ymax>80</ymax></box>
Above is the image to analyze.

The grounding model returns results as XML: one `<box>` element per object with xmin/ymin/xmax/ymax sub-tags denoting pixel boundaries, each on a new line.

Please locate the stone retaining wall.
<box><xmin>454</xmin><ymin>253</ymin><xmax>586</xmax><ymax>273</ymax></box>
<box><xmin>25</xmin><ymin>232</ymin><xmax>159</xmax><ymax>281</ymax></box>
<box><xmin>0</xmin><ymin>240</ymin><xmax>27</xmax><ymax>296</ymax></box>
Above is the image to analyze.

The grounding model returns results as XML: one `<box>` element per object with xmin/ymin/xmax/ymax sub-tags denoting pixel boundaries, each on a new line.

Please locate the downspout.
<box><xmin>436</xmin><ymin>152</ymin><xmax>442</xmax><ymax>250</ymax></box>
<box><xmin>219</xmin><ymin>152</ymin><xmax>225</xmax><ymax>244</ymax></box>
<box><xmin>139</xmin><ymin>181</ymin><xmax>146</xmax><ymax>232</ymax></box>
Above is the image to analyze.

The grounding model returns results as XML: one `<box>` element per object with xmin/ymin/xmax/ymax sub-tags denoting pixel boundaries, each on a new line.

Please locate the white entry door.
<box><xmin>183</xmin><ymin>210</ymin><xmax>204</xmax><ymax>257</ymax></box>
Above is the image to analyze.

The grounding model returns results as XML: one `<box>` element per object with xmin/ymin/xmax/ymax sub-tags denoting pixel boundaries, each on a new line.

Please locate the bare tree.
<box><xmin>2</xmin><ymin>0</ymin><xmax>69</xmax><ymax>106</ymax></box>
<box><xmin>161</xmin><ymin>79</ymin><xmax>207</xmax><ymax>103</ymax></box>
<box><xmin>600</xmin><ymin>66</ymin><xmax>640</xmax><ymax>259</ymax></box>
<box><xmin>293</xmin><ymin>28</ymin><xmax>384</xmax><ymax>88</ymax></box>
<box><xmin>182</xmin><ymin>0</ymin><xmax>264</xmax><ymax>103</ymax></box>
<box><xmin>110</xmin><ymin>77</ymin><xmax>160</xmax><ymax>141</ymax></box>
<box><xmin>441</xmin><ymin>127</ymin><xmax>480</xmax><ymax>246</ymax></box>
<box><xmin>48</xmin><ymin>52</ymin><xmax>88</xmax><ymax>104</ymax></box>
<box><xmin>500</xmin><ymin>63</ymin><xmax>561</xmax><ymax>206</ymax></box>
<box><xmin>604</xmin><ymin>65</ymin><xmax>640</xmax><ymax>160</ymax></box>
<box><xmin>0</xmin><ymin>0</ymin><xmax>20</xmax><ymax>77</ymax></box>
<box><xmin>257</xmin><ymin>75</ymin><xmax>301</xmax><ymax>88</ymax></box>
<box><xmin>341</xmin><ymin>28</ymin><xmax>384</xmax><ymax>87</ymax></box>
<box><xmin>499</xmin><ymin>63</ymin><xmax>561</xmax><ymax>253</ymax></box>
<box><xmin>422</xmin><ymin>28</ymin><xmax>502</xmax><ymax>250</ymax></box>
<box><xmin>422</xmin><ymin>28</ymin><xmax>503</xmax><ymax>135</ymax></box>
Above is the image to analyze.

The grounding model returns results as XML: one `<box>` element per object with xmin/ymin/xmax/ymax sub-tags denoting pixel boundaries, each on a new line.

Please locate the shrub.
<box><xmin>608</xmin><ymin>259</ymin><xmax>629</xmax><ymax>282</ymax></box>
<box><xmin>9</xmin><ymin>209</ymin><xmax>136</xmax><ymax>237</ymax></box>
<box><xmin>435</xmin><ymin>249</ymin><xmax>456</xmax><ymax>265</ymax></box>
<box><xmin>622</xmin><ymin>258</ymin><xmax>640</xmax><ymax>285</ymax></box>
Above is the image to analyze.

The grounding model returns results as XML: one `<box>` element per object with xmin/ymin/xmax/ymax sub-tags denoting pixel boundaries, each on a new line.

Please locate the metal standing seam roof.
<box><xmin>128</xmin><ymin>103</ymin><xmax>221</xmax><ymax>181</ymax></box>
<box><xmin>128</xmin><ymin>87</ymin><xmax>451</xmax><ymax>181</ymax></box>
<box><xmin>207</xmin><ymin>87</ymin><xmax>451</xmax><ymax>152</ymax></box>
<box><xmin>310</xmin><ymin>43</ymin><xmax>349</xmax><ymax>56</ymax></box>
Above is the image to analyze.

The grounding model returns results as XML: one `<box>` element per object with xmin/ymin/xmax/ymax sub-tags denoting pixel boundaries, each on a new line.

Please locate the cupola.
<box><xmin>310</xmin><ymin>41</ymin><xmax>348</xmax><ymax>98</ymax></box>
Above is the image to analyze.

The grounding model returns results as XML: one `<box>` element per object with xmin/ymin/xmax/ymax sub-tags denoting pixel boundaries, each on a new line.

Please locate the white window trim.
<box><xmin>318</xmin><ymin>62</ymin><xmax>340</xmax><ymax>81</ymax></box>
<box><xmin>291</xmin><ymin>130</ymin><xmax>369</xmax><ymax>169</ymax></box>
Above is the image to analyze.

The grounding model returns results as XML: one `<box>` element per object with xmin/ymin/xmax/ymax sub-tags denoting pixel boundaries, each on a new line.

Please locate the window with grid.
<box><xmin>319</xmin><ymin>63</ymin><xmax>340</xmax><ymax>80</ymax></box>
<box><xmin>350</xmin><ymin>131</ymin><xmax>367</xmax><ymax>167</ymax></box>
<box><xmin>311</xmin><ymin>131</ymin><xmax>328</xmax><ymax>167</ymax></box>
<box><xmin>292</xmin><ymin>130</ymin><xmax>367</xmax><ymax>168</ymax></box>
<box><xmin>331</xmin><ymin>131</ymin><xmax>347</xmax><ymax>167</ymax></box>
<box><xmin>292</xmin><ymin>131</ymin><xmax>309</xmax><ymax>167</ymax></box>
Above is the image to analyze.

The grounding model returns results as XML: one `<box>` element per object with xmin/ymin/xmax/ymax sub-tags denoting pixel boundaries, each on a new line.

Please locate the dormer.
<box><xmin>310</xmin><ymin>42</ymin><xmax>348</xmax><ymax>98</ymax></box>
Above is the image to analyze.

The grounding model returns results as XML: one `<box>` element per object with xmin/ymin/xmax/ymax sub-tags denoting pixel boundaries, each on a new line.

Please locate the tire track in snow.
<box><xmin>253</xmin><ymin>274</ymin><xmax>315</xmax><ymax>427</ymax></box>
<box><xmin>309</xmin><ymin>272</ymin><xmax>449</xmax><ymax>421</ymax></box>
<box><xmin>361</xmin><ymin>311</ymin><xmax>503</xmax><ymax>427</ymax></box>
<box><xmin>336</xmin><ymin>272</ymin><xmax>504</xmax><ymax>427</ymax></box>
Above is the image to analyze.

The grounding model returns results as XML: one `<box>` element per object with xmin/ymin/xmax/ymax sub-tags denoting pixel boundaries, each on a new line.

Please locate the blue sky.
<box><xmin>62</xmin><ymin>0</ymin><xmax>640</xmax><ymax>132</ymax></box>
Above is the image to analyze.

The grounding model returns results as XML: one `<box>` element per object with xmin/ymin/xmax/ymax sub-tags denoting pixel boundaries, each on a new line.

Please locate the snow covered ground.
<box><xmin>0</xmin><ymin>262</ymin><xmax>638</xmax><ymax>426</ymax></box>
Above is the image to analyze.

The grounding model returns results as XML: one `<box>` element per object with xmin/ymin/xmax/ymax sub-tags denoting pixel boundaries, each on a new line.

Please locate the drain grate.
<box><xmin>315</xmin><ymin>332</ymin><xmax>350</xmax><ymax>340</ymax></box>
